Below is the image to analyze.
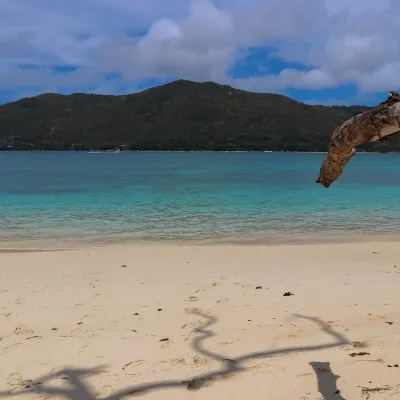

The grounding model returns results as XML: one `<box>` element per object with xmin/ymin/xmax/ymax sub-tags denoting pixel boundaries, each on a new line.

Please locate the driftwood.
<box><xmin>317</xmin><ymin>91</ymin><xmax>400</xmax><ymax>188</ymax></box>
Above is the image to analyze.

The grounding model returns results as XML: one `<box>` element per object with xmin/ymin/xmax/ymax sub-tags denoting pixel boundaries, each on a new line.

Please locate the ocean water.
<box><xmin>1</xmin><ymin>151</ymin><xmax>400</xmax><ymax>246</ymax></box>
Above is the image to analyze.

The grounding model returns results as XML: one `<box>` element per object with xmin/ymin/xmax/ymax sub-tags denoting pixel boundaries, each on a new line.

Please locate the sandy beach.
<box><xmin>1</xmin><ymin>242</ymin><xmax>400</xmax><ymax>399</ymax></box>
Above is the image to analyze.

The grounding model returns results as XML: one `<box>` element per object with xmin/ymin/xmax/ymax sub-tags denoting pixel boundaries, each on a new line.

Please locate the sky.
<box><xmin>0</xmin><ymin>0</ymin><xmax>399</xmax><ymax>105</ymax></box>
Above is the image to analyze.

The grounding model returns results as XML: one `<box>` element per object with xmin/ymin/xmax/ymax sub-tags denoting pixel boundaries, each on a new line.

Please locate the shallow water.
<box><xmin>1</xmin><ymin>151</ymin><xmax>399</xmax><ymax>245</ymax></box>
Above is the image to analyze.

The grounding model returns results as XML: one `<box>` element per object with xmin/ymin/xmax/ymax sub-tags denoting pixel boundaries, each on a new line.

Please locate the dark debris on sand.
<box><xmin>349</xmin><ymin>352</ymin><xmax>370</xmax><ymax>357</ymax></box>
<box><xmin>360</xmin><ymin>386</ymin><xmax>391</xmax><ymax>399</ymax></box>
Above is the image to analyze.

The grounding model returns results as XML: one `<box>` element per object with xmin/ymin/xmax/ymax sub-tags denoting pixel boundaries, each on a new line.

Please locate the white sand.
<box><xmin>0</xmin><ymin>242</ymin><xmax>400</xmax><ymax>399</ymax></box>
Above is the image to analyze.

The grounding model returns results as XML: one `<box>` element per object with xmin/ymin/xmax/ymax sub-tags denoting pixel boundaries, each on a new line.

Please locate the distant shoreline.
<box><xmin>0</xmin><ymin>150</ymin><xmax>396</xmax><ymax>154</ymax></box>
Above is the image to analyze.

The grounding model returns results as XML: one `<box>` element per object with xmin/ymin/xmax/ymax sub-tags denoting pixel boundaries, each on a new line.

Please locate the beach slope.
<box><xmin>0</xmin><ymin>242</ymin><xmax>399</xmax><ymax>399</ymax></box>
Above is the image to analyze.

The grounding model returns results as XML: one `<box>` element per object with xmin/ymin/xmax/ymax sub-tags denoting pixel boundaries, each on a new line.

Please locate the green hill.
<box><xmin>0</xmin><ymin>79</ymin><xmax>398</xmax><ymax>151</ymax></box>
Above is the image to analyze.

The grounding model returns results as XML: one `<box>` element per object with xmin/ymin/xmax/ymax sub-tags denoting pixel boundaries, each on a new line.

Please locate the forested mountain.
<box><xmin>1</xmin><ymin>79</ymin><xmax>398</xmax><ymax>152</ymax></box>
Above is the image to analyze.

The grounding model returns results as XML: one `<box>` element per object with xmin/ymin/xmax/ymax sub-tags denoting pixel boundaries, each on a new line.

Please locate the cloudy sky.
<box><xmin>1</xmin><ymin>0</ymin><xmax>399</xmax><ymax>105</ymax></box>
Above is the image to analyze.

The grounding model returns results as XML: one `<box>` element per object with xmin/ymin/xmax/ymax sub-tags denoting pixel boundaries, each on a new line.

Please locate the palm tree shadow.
<box><xmin>0</xmin><ymin>312</ymin><xmax>348</xmax><ymax>399</ymax></box>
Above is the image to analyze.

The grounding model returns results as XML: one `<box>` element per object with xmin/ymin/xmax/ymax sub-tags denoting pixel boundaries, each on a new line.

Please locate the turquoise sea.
<box><xmin>1</xmin><ymin>152</ymin><xmax>399</xmax><ymax>245</ymax></box>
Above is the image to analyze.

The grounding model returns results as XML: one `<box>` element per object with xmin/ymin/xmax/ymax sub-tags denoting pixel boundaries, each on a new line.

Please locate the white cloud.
<box><xmin>0</xmin><ymin>0</ymin><xmax>399</xmax><ymax>101</ymax></box>
<box><xmin>94</xmin><ymin>1</ymin><xmax>236</xmax><ymax>82</ymax></box>
<box><xmin>228</xmin><ymin>68</ymin><xmax>337</xmax><ymax>93</ymax></box>
<box><xmin>271</xmin><ymin>1</ymin><xmax>400</xmax><ymax>92</ymax></box>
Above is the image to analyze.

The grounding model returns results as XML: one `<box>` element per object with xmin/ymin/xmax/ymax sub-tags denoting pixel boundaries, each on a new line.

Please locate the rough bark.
<box><xmin>317</xmin><ymin>92</ymin><xmax>400</xmax><ymax>188</ymax></box>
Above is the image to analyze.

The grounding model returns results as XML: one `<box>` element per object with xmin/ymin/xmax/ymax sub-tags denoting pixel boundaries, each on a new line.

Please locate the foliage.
<box><xmin>0</xmin><ymin>79</ymin><xmax>398</xmax><ymax>151</ymax></box>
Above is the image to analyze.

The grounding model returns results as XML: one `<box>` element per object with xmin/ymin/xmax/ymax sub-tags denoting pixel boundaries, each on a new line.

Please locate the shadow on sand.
<box><xmin>0</xmin><ymin>311</ymin><xmax>348</xmax><ymax>399</ymax></box>
<box><xmin>310</xmin><ymin>361</ymin><xmax>345</xmax><ymax>399</ymax></box>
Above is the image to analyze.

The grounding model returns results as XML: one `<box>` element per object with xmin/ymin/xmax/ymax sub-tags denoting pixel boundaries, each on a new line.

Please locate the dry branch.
<box><xmin>317</xmin><ymin>91</ymin><xmax>400</xmax><ymax>188</ymax></box>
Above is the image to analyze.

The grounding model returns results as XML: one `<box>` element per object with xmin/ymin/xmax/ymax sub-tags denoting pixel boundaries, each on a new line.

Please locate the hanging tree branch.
<box><xmin>317</xmin><ymin>91</ymin><xmax>400</xmax><ymax>188</ymax></box>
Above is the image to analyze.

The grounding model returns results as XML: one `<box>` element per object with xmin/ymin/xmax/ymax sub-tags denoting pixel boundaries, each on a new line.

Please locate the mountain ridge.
<box><xmin>1</xmin><ymin>79</ymin><xmax>398</xmax><ymax>152</ymax></box>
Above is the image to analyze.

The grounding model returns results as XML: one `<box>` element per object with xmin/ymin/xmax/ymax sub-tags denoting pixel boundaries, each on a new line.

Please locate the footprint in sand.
<box><xmin>171</xmin><ymin>358</ymin><xmax>186</xmax><ymax>365</ymax></box>
<box><xmin>50</xmin><ymin>366</ymin><xmax>64</xmax><ymax>374</ymax></box>
<box><xmin>26</xmin><ymin>336</ymin><xmax>44</xmax><ymax>340</ymax></box>
<box><xmin>33</xmin><ymin>288</ymin><xmax>46</xmax><ymax>293</ymax></box>
<box><xmin>296</xmin><ymin>373</ymin><xmax>313</xmax><ymax>378</ymax></box>
<box><xmin>212</xmin><ymin>282</ymin><xmax>222</xmax><ymax>287</ymax></box>
<box><xmin>184</xmin><ymin>307</ymin><xmax>199</xmax><ymax>313</ymax></box>
<box><xmin>122</xmin><ymin>360</ymin><xmax>145</xmax><ymax>374</ymax></box>
<box><xmin>219</xmin><ymin>372</ymin><xmax>237</xmax><ymax>381</ymax></box>
<box><xmin>193</xmin><ymin>355</ymin><xmax>208</xmax><ymax>365</ymax></box>
<box><xmin>7</xmin><ymin>372</ymin><xmax>23</xmax><ymax>387</ymax></box>
<box><xmin>0</xmin><ymin>313</ymin><xmax>12</xmax><ymax>319</ymax></box>
<box><xmin>246</xmin><ymin>360</ymin><xmax>270</xmax><ymax>372</ymax></box>
<box><xmin>181</xmin><ymin>322</ymin><xmax>198</xmax><ymax>330</ymax></box>
<box><xmin>187</xmin><ymin>296</ymin><xmax>199</xmax><ymax>302</ymax></box>
<box><xmin>216</xmin><ymin>298</ymin><xmax>230</xmax><ymax>304</ymax></box>
<box><xmin>95</xmin><ymin>385</ymin><xmax>113</xmax><ymax>398</ymax></box>
<box><xmin>0</xmin><ymin>343</ymin><xmax>22</xmax><ymax>357</ymax></box>
<box><xmin>197</xmin><ymin>319</ymin><xmax>210</xmax><ymax>327</ymax></box>
<box><xmin>71</xmin><ymin>327</ymin><xmax>89</xmax><ymax>336</ymax></box>
<box><xmin>78</xmin><ymin>344</ymin><xmax>89</xmax><ymax>353</ymax></box>
<box><xmin>340</xmin><ymin>341</ymin><xmax>369</xmax><ymax>351</ymax></box>
<box><xmin>14</xmin><ymin>325</ymin><xmax>34</xmax><ymax>336</ymax></box>
<box><xmin>6</xmin><ymin>376</ymin><xmax>42</xmax><ymax>394</ymax></box>
<box><xmin>185</xmin><ymin>332</ymin><xmax>200</xmax><ymax>344</ymax></box>
<box><xmin>161</xmin><ymin>340</ymin><xmax>172</xmax><ymax>349</ymax></box>
<box><xmin>15</xmin><ymin>298</ymin><xmax>26</xmax><ymax>305</ymax></box>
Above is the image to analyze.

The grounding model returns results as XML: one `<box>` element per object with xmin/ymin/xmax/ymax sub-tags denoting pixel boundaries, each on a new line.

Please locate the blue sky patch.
<box><xmin>229</xmin><ymin>46</ymin><xmax>311</xmax><ymax>79</ymax></box>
